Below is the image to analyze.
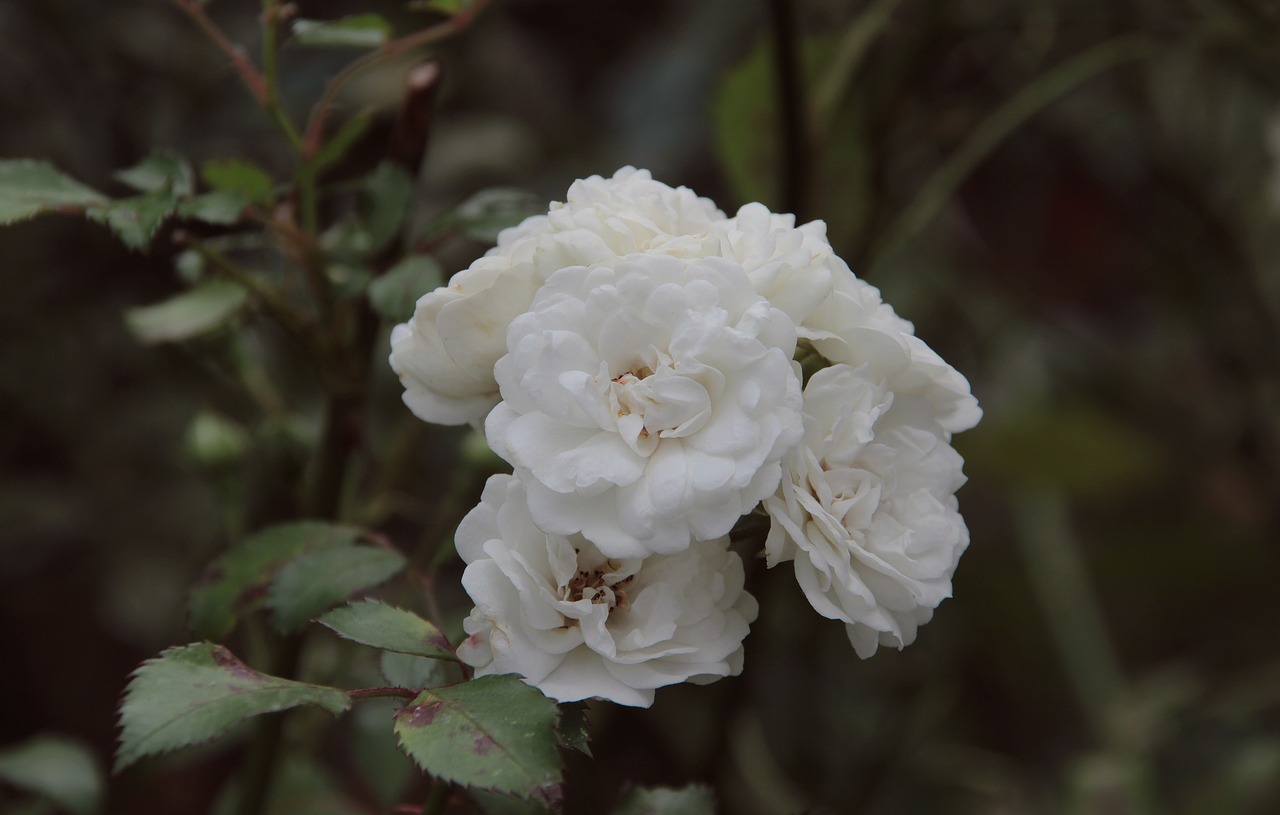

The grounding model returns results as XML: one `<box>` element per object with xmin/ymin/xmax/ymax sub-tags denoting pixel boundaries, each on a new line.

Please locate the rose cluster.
<box><xmin>391</xmin><ymin>168</ymin><xmax>980</xmax><ymax>707</ymax></box>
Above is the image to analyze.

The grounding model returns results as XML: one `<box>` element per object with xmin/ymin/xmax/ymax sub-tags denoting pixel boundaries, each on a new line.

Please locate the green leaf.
<box><xmin>713</xmin><ymin>40</ymin><xmax>777</xmax><ymax>207</ymax></box>
<box><xmin>178</xmin><ymin>191</ymin><xmax>247</xmax><ymax>225</ymax></box>
<box><xmin>88</xmin><ymin>191</ymin><xmax>180</xmax><ymax>250</ymax></box>
<box><xmin>116</xmin><ymin>643</ymin><xmax>351</xmax><ymax>772</ymax></box>
<box><xmin>292</xmin><ymin>14</ymin><xmax>392</xmax><ymax>49</ymax></box>
<box><xmin>556</xmin><ymin>702</ymin><xmax>591</xmax><ymax>757</ymax></box>
<box><xmin>323</xmin><ymin>162</ymin><xmax>413</xmax><ymax>259</ymax></box>
<box><xmin>0</xmin><ymin>159</ymin><xmax>107</xmax><ymax>224</ymax></box>
<box><xmin>185</xmin><ymin>411</ymin><xmax>250</xmax><ymax>468</ymax></box>
<box><xmin>123</xmin><ymin>280</ymin><xmax>248</xmax><ymax>344</ymax></box>
<box><xmin>959</xmin><ymin>401</ymin><xmax>1165</xmax><ymax>497</ymax></box>
<box><xmin>319</xmin><ymin>599</ymin><xmax>455</xmax><ymax>660</ymax></box>
<box><xmin>408</xmin><ymin>0</ymin><xmax>468</xmax><ymax>14</ymax></box>
<box><xmin>211</xmin><ymin>756</ymin><xmax>369</xmax><ymax>815</ymax></box>
<box><xmin>201</xmin><ymin>158</ymin><xmax>275</xmax><ymax>206</ymax></box>
<box><xmin>0</xmin><ymin>735</ymin><xmax>102</xmax><ymax>815</ymax></box>
<box><xmin>380</xmin><ymin>651</ymin><xmax>449</xmax><ymax>691</ymax></box>
<box><xmin>359</xmin><ymin>162</ymin><xmax>413</xmax><ymax>251</ymax></box>
<box><xmin>188</xmin><ymin>522</ymin><xmax>364</xmax><ymax>641</ymax></box>
<box><xmin>393</xmin><ymin>674</ymin><xmax>563</xmax><ymax>805</ymax></box>
<box><xmin>471</xmin><ymin>789</ymin><xmax>551</xmax><ymax>815</ymax></box>
<box><xmin>269</xmin><ymin>545</ymin><xmax>407</xmax><ymax>633</ymax></box>
<box><xmin>450</xmin><ymin>188</ymin><xmax>543</xmax><ymax>244</ymax></box>
<box><xmin>313</xmin><ymin>111</ymin><xmax>375</xmax><ymax>174</ymax></box>
<box><xmin>612</xmin><ymin>785</ymin><xmax>716</xmax><ymax>815</ymax></box>
<box><xmin>367</xmin><ymin>255</ymin><xmax>441</xmax><ymax>321</ymax></box>
<box><xmin>115</xmin><ymin>150</ymin><xmax>195</xmax><ymax>197</ymax></box>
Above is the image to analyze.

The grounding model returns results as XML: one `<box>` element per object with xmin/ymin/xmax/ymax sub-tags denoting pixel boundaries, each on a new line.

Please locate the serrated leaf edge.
<box><xmin>392</xmin><ymin>678</ymin><xmax>563</xmax><ymax>806</ymax></box>
<box><xmin>114</xmin><ymin>643</ymin><xmax>351</xmax><ymax>774</ymax></box>
<box><xmin>317</xmin><ymin>598</ymin><xmax>457</xmax><ymax>661</ymax></box>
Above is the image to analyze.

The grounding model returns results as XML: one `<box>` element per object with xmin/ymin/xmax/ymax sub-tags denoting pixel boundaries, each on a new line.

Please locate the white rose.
<box><xmin>763</xmin><ymin>363</ymin><xmax>970</xmax><ymax>658</ymax></box>
<box><xmin>455</xmin><ymin>474</ymin><xmax>759</xmax><ymax>707</ymax></box>
<box><xmin>485</xmin><ymin>252</ymin><xmax>804</xmax><ymax>558</ymax></box>
<box><xmin>801</xmin><ymin>268</ymin><xmax>982</xmax><ymax>435</ymax></box>
<box><xmin>710</xmin><ymin>202</ymin><xmax>836</xmax><ymax>326</ymax></box>
<box><xmin>389</xmin><ymin>167</ymin><xmax>725</xmax><ymax>428</ymax></box>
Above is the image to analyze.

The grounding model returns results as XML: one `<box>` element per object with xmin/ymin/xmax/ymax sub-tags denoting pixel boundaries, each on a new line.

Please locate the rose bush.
<box><xmin>389</xmin><ymin>166</ymin><xmax>981</xmax><ymax>703</ymax></box>
<box><xmin>456</xmin><ymin>474</ymin><xmax>758</xmax><ymax>707</ymax></box>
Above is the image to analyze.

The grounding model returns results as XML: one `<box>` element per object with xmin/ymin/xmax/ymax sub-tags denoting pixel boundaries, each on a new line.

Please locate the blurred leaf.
<box><xmin>313</xmin><ymin>111</ymin><xmax>375</xmax><ymax>174</ymax></box>
<box><xmin>613</xmin><ymin>785</ymin><xmax>716</xmax><ymax>815</ymax></box>
<box><xmin>114</xmin><ymin>150</ymin><xmax>195</xmax><ymax>197</ymax></box>
<box><xmin>380</xmin><ymin>651</ymin><xmax>450</xmax><ymax>690</ymax></box>
<box><xmin>367</xmin><ymin>254</ymin><xmax>441</xmax><ymax>321</ymax></box>
<box><xmin>123</xmin><ymin>280</ymin><xmax>247</xmax><ymax>344</ymax></box>
<box><xmin>352</xmin><ymin>701</ymin><xmax>415</xmax><ymax>807</ymax></box>
<box><xmin>212</xmin><ymin>755</ymin><xmax>368</xmax><ymax>815</ymax></box>
<box><xmin>323</xmin><ymin>162</ymin><xmax>413</xmax><ymax>258</ymax></box>
<box><xmin>714</xmin><ymin>40</ymin><xmax>778</xmax><ymax>207</ymax></box>
<box><xmin>393</xmin><ymin>674</ymin><xmax>562</xmax><ymax>804</ymax></box>
<box><xmin>319</xmin><ymin>599</ymin><xmax>455</xmax><ymax>660</ymax></box>
<box><xmin>188</xmin><ymin>522</ymin><xmax>364</xmax><ymax>641</ymax></box>
<box><xmin>87</xmin><ymin>191</ymin><xmax>178</xmax><ymax>250</ymax></box>
<box><xmin>360</xmin><ymin>162</ymin><xmax>414</xmax><ymax>251</ymax></box>
<box><xmin>409</xmin><ymin>0</ymin><xmax>468</xmax><ymax>14</ymax></box>
<box><xmin>292</xmin><ymin>15</ymin><xmax>392</xmax><ymax>49</ymax></box>
<box><xmin>713</xmin><ymin>37</ymin><xmax>868</xmax><ymax>242</ymax></box>
<box><xmin>450</xmin><ymin>188</ymin><xmax>543</xmax><ymax>244</ymax></box>
<box><xmin>960</xmin><ymin>402</ymin><xmax>1165</xmax><ymax>497</ymax></box>
<box><xmin>116</xmin><ymin>643</ymin><xmax>350</xmax><ymax>772</ymax></box>
<box><xmin>202</xmin><ymin>159</ymin><xmax>275</xmax><ymax>206</ymax></box>
<box><xmin>0</xmin><ymin>159</ymin><xmax>107</xmax><ymax>224</ymax></box>
<box><xmin>471</xmin><ymin>789</ymin><xmax>552</xmax><ymax>815</ymax></box>
<box><xmin>269</xmin><ymin>545</ymin><xmax>407</xmax><ymax>633</ymax></box>
<box><xmin>556</xmin><ymin>702</ymin><xmax>591</xmax><ymax>757</ymax></box>
<box><xmin>0</xmin><ymin>735</ymin><xmax>102</xmax><ymax>815</ymax></box>
<box><xmin>178</xmin><ymin>191</ymin><xmax>246</xmax><ymax>225</ymax></box>
<box><xmin>185</xmin><ymin>411</ymin><xmax>249</xmax><ymax>468</ymax></box>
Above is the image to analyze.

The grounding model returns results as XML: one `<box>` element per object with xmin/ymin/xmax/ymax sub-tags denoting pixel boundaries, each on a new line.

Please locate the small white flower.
<box><xmin>389</xmin><ymin>168</ymin><xmax>724</xmax><ymax>428</ymax></box>
<box><xmin>801</xmin><ymin>269</ymin><xmax>982</xmax><ymax>435</ymax></box>
<box><xmin>763</xmin><ymin>363</ymin><xmax>970</xmax><ymax>658</ymax></box>
<box><xmin>710</xmin><ymin>202</ymin><xmax>836</xmax><ymax>326</ymax></box>
<box><xmin>456</xmin><ymin>474</ymin><xmax>759</xmax><ymax>707</ymax></box>
<box><xmin>485</xmin><ymin>252</ymin><xmax>804</xmax><ymax>558</ymax></box>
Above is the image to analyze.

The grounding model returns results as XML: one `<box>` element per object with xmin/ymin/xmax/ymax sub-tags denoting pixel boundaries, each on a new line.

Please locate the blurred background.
<box><xmin>2</xmin><ymin>0</ymin><xmax>1279</xmax><ymax>812</ymax></box>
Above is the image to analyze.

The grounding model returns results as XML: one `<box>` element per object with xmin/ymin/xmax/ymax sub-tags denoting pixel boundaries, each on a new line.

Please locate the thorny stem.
<box><xmin>348</xmin><ymin>686</ymin><xmax>419</xmax><ymax>701</ymax></box>
<box><xmin>421</xmin><ymin>780</ymin><xmax>451</xmax><ymax>815</ymax></box>
<box><xmin>766</xmin><ymin>0</ymin><xmax>810</xmax><ymax>220</ymax></box>
<box><xmin>187</xmin><ymin>239</ymin><xmax>324</xmax><ymax>360</ymax></box>
<box><xmin>261</xmin><ymin>0</ymin><xmax>304</xmax><ymax>154</ymax></box>
<box><xmin>168</xmin><ymin>0</ymin><xmax>267</xmax><ymax>105</ymax></box>
<box><xmin>302</xmin><ymin>0</ymin><xmax>493</xmax><ymax>155</ymax></box>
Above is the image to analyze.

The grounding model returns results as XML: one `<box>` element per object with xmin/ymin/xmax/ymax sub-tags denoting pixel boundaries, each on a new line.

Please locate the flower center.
<box><xmin>565</xmin><ymin>559</ymin><xmax>635</xmax><ymax>610</ymax></box>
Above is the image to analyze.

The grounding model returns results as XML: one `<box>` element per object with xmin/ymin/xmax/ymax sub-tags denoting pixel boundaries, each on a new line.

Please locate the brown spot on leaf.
<box><xmin>472</xmin><ymin>734</ymin><xmax>496</xmax><ymax>756</ymax></box>
<box><xmin>426</xmin><ymin>632</ymin><xmax>453</xmax><ymax>654</ymax></box>
<box><xmin>401</xmin><ymin>700</ymin><xmax>443</xmax><ymax>727</ymax></box>
<box><xmin>211</xmin><ymin>645</ymin><xmax>262</xmax><ymax>679</ymax></box>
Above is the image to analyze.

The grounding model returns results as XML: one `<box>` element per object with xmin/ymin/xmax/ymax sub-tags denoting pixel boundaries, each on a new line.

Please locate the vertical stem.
<box><xmin>1011</xmin><ymin>489</ymin><xmax>1124</xmax><ymax>741</ymax></box>
<box><xmin>421</xmin><ymin>780</ymin><xmax>451</xmax><ymax>815</ymax></box>
<box><xmin>767</xmin><ymin>0</ymin><xmax>810</xmax><ymax>219</ymax></box>
<box><xmin>261</xmin><ymin>0</ymin><xmax>304</xmax><ymax>153</ymax></box>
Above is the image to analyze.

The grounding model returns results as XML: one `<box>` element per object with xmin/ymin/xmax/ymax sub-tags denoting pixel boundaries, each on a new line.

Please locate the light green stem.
<box><xmin>1011</xmin><ymin>489</ymin><xmax>1124</xmax><ymax>741</ymax></box>
<box><xmin>261</xmin><ymin>0</ymin><xmax>304</xmax><ymax>154</ymax></box>
<box><xmin>870</xmin><ymin>35</ymin><xmax>1154</xmax><ymax>273</ymax></box>
<box><xmin>809</xmin><ymin>0</ymin><xmax>902</xmax><ymax>139</ymax></box>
